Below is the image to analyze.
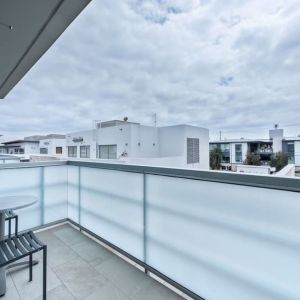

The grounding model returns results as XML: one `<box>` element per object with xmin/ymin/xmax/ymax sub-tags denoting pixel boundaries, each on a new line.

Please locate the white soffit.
<box><xmin>0</xmin><ymin>0</ymin><xmax>91</xmax><ymax>98</ymax></box>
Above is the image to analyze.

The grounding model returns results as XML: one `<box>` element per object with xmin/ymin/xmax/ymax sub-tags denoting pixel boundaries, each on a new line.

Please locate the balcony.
<box><xmin>4</xmin><ymin>224</ymin><xmax>181</xmax><ymax>300</ymax></box>
<box><xmin>0</xmin><ymin>160</ymin><xmax>300</xmax><ymax>300</ymax></box>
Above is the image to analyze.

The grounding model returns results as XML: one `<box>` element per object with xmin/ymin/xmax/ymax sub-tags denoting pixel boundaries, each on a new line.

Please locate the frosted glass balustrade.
<box><xmin>79</xmin><ymin>167</ymin><xmax>144</xmax><ymax>260</ymax></box>
<box><xmin>0</xmin><ymin>167</ymin><xmax>42</xmax><ymax>231</ymax></box>
<box><xmin>145</xmin><ymin>174</ymin><xmax>300</xmax><ymax>300</ymax></box>
<box><xmin>1</xmin><ymin>163</ymin><xmax>300</xmax><ymax>300</ymax></box>
<box><xmin>67</xmin><ymin>166</ymin><xmax>80</xmax><ymax>223</ymax></box>
<box><xmin>44</xmin><ymin>166</ymin><xmax>68</xmax><ymax>223</ymax></box>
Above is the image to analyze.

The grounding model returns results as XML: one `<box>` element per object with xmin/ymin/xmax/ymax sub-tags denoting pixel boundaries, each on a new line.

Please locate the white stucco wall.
<box><xmin>39</xmin><ymin>138</ymin><xmax>66</xmax><ymax>157</ymax></box>
<box><xmin>66</xmin><ymin>130</ymin><xmax>97</xmax><ymax>159</ymax></box>
<box><xmin>129</xmin><ymin>124</ymin><xmax>158</xmax><ymax>158</ymax></box>
<box><xmin>158</xmin><ymin>125</ymin><xmax>209</xmax><ymax>170</ymax></box>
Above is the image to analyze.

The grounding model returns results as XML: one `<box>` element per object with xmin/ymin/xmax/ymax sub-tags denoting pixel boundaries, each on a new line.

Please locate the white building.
<box><xmin>0</xmin><ymin>134</ymin><xmax>66</xmax><ymax>159</ymax></box>
<box><xmin>210</xmin><ymin>126</ymin><xmax>300</xmax><ymax>168</ymax></box>
<box><xmin>0</xmin><ymin>139</ymin><xmax>40</xmax><ymax>155</ymax></box>
<box><xmin>39</xmin><ymin>134</ymin><xmax>66</xmax><ymax>157</ymax></box>
<box><xmin>66</xmin><ymin>120</ymin><xmax>209</xmax><ymax>170</ymax></box>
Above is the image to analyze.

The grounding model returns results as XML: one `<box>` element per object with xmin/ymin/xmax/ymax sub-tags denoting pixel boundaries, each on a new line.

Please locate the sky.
<box><xmin>1</xmin><ymin>0</ymin><xmax>300</xmax><ymax>141</ymax></box>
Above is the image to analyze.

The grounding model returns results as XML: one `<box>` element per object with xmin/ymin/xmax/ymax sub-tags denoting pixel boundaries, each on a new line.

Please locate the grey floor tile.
<box><xmin>54</xmin><ymin>226</ymin><xmax>90</xmax><ymax>246</ymax></box>
<box><xmin>53</xmin><ymin>257</ymin><xmax>108</xmax><ymax>299</ymax></box>
<box><xmin>72</xmin><ymin>239</ymin><xmax>114</xmax><ymax>264</ymax></box>
<box><xmin>83</xmin><ymin>282</ymin><xmax>131</xmax><ymax>300</ymax></box>
<box><xmin>132</xmin><ymin>278</ymin><xmax>183</xmax><ymax>300</ymax></box>
<box><xmin>34</xmin><ymin>284</ymin><xmax>75</xmax><ymax>300</ymax></box>
<box><xmin>10</xmin><ymin>259</ymin><xmax>61</xmax><ymax>300</ymax></box>
<box><xmin>36</xmin><ymin>231</ymin><xmax>80</xmax><ymax>268</ymax></box>
<box><xmin>1</xmin><ymin>274</ymin><xmax>21</xmax><ymax>300</ymax></box>
<box><xmin>95</xmin><ymin>255</ymin><xmax>150</xmax><ymax>298</ymax></box>
<box><xmin>5</xmin><ymin>225</ymin><xmax>183</xmax><ymax>300</ymax></box>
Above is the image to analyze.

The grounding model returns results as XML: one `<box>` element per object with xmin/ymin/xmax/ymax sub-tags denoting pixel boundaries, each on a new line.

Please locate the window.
<box><xmin>56</xmin><ymin>147</ymin><xmax>63</xmax><ymax>154</ymax></box>
<box><xmin>80</xmin><ymin>146</ymin><xmax>90</xmax><ymax>158</ymax></box>
<box><xmin>99</xmin><ymin>145</ymin><xmax>117</xmax><ymax>159</ymax></box>
<box><xmin>187</xmin><ymin>138</ymin><xmax>200</xmax><ymax>164</ymax></box>
<box><xmin>40</xmin><ymin>148</ymin><xmax>48</xmax><ymax>154</ymax></box>
<box><xmin>68</xmin><ymin>146</ymin><xmax>77</xmax><ymax>158</ymax></box>
<box><xmin>287</xmin><ymin>142</ymin><xmax>295</xmax><ymax>164</ymax></box>
<box><xmin>14</xmin><ymin>148</ymin><xmax>24</xmax><ymax>154</ymax></box>
<box><xmin>235</xmin><ymin>144</ymin><xmax>243</xmax><ymax>162</ymax></box>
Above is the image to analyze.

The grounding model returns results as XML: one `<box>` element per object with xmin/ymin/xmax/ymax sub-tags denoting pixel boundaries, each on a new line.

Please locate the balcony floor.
<box><xmin>3</xmin><ymin>224</ymin><xmax>183</xmax><ymax>300</ymax></box>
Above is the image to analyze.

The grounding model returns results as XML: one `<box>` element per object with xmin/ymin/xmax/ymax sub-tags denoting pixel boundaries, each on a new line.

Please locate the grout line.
<box><xmin>65</xmin><ymin>222</ymin><xmax>187</xmax><ymax>299</ymax></box>
<box><xmin>9</xmin><ymin>273</ymin><xmax>22</xmax><ymax>300</ymax></box>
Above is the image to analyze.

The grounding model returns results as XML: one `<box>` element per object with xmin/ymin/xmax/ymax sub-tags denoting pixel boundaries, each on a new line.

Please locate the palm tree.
<box><xmin>210</xmin><ymin>148</ymin><xmax>222</xmax><ymax>170</ymax></box>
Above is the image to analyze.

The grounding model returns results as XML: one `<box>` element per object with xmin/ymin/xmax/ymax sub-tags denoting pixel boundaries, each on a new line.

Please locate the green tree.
<box><xmin>244</xmin><ymin>152</ymin><xmax>261</xmax><ymax>166</ymax></box>
<box><xmin>270</xmin><ymin>152</ymin><xmax>288</xmax><ymax>171</ymax></box>
<box><xmin>210</xmin><ymin>148</ymin><xmax>222</xmax><ymax>170</ymax></box>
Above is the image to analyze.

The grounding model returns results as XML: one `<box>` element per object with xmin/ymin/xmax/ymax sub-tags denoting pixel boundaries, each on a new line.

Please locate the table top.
<box><xmin>0</xmin><ymin>195</ymin><xmax>38</xmax><ymax>212</ymax></box>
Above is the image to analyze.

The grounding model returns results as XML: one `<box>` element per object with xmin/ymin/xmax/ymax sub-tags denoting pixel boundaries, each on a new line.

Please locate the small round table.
<box><xmin>0</xmin><ymin>195</ymin><xmax>38</xmax><ymax>296</ymax></box>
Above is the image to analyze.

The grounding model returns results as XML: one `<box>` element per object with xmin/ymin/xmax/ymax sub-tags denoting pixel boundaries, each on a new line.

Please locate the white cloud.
<box><xmin>1</xmin><ymin>0</ymin><xmax>300</xmax><ymax>140</ymax></box>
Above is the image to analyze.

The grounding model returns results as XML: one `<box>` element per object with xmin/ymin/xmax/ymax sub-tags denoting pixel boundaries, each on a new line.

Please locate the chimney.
<box><xmin>269</xmin><ymin>125</ymin><xmax>284</xmax><ymax>153</ymax></box>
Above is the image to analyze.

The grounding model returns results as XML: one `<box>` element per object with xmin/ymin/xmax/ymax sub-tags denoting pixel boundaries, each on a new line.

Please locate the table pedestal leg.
<box><xmin>0</xmin><ymin>212</ymin><xmax>6</xmax><ymax>296</ymax></box>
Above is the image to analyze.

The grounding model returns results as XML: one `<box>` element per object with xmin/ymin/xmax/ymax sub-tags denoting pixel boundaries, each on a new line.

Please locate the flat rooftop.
<box><xmin>4</xmin><ymin>223</ymin><xmax>183</xmax><ymax>300</ymax></box>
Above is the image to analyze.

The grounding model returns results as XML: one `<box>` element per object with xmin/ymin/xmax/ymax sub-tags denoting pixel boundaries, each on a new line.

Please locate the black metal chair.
<box><xmin>4</xmin><ymin>210</ymin><xmax>18</xmax><ymax>238</ymax></box>
<box><xmin>0</xmin><ymin>231</ymin><xmax>47</xmax><ymax>300</ymax></box>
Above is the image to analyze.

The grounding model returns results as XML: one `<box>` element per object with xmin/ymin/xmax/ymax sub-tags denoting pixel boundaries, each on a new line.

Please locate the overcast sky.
<box><xmin>1</xmin><ymin>0</ymin><xmax>300</xmax><ymax>141</ymax></box>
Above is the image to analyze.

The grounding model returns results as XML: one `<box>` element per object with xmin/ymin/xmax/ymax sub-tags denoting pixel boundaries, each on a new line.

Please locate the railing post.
<box><xmin>143</xmin><ymin>173</ymin><xmax>148</xmax><ymax>274</ymax></box>
<box><xmin>40</xmin><ymin>167</ymin><xmax>45</xmax><ymax>226</ymax></box>
<box><xmin>78</xmin><ymin>166</ymin><xmax>81</xmax><ymax>230</ymax></box>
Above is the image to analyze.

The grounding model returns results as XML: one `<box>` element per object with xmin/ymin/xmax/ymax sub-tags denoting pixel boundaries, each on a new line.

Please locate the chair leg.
<box><xmin>8</xmin><ymin>219</ymin><xmax>11</xmax><ymax>238</ymax></box>
<box><xmin>29</xmin><ymin>254</ymin><xmax>33</xmax><ymax>282</ymax></box>
<box><xmin>43</xmin><ymin>246</ymin><xmax>47</xmax><ymax>300</ymax></box>
<box><xmin>15</xmin><ymin>215</ymin><xmax>18</xmax><ymax>236</ymax></box>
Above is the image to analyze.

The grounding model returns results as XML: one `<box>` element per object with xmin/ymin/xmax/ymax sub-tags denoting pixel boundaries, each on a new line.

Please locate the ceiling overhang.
<box><xmin>0</xmin><ymin>0</ymin><xmax>91</xmax><ymax>99</ymax></box>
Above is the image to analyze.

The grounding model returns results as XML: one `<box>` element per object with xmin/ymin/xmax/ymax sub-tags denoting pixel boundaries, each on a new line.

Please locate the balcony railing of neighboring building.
<box><xmin>0</xmin><ymin>161</ymin><xmax>300</xmax><ymax>300</ymax></box>
<box><xmin>255</xmin><ymin>148</ymin><xmax>273</xmax><ymax>154</ymax></box>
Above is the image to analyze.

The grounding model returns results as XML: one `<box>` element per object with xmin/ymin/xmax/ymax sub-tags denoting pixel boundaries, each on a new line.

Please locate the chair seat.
<box><xmin>4</xmin><ymin>210</ymin><xmax>17</xmax><ymax>220</ymax></box>
<box><xmin>0</xmin><ymin>231</ymin><xmax>45</xmax><ymax>267</ymax></box>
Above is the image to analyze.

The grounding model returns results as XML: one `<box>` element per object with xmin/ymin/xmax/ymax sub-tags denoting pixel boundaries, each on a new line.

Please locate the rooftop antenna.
<box><xmin>153</xmin><ymin>113</ymin><xmax>157</xmax><ymax>127</ymax></box>
<box><xmin>0</xmin><ymin>21</ymin><xmax>13</xmax><ymax>30</ymax></box>
<box><xmin>219</xmin><ymin>130</ymin><xmax>222</xmax><ymax>140</ymax></box>
<box><xmin>93</xmin><ymin>120</ymin><xmax>101</xmax><ymax>129</ymax></box>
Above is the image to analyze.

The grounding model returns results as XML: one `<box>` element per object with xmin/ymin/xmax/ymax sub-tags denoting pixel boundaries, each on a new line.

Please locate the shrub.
<box><xmin>270</xmin><ymin>152</ymin><xmax>288</xmax><ymax>171</ymax></box>
<box><xmin>244</xmin><ymin>152</ymin><xmax>261</xmax><ymax>165</ymax></box>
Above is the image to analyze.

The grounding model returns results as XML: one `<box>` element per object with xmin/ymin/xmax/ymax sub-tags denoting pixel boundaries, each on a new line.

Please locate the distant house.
<box><xmin>210</xmin><ymin>126</ymin><xmax>300</xmax><ymax>168</ymax></box>
<box><xmin>0</xmin><ymin>134</ymin><xmax>66</xmax><ymax>157</ymax></box>
<box><xmin>0</xmin><ymin>139</ymin><xmax>39</xmax><ymax>155</ymax></box>
<box><xmin>66</xmin><ymin>120</ymin><xmax>209</xmax><ymax>170</ymax></box>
